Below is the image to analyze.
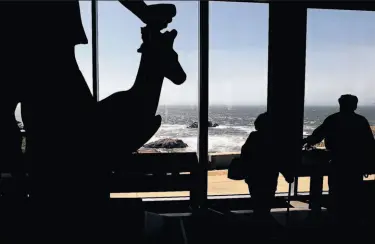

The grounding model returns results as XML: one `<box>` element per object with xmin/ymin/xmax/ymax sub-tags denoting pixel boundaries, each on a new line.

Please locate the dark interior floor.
<box><xmin>153</xmin><ymin>208</ymin><xmax>374</xmax><ymax>243</ymax></box>
<box><xmin>0</xmin><ymin>181</ymin><xmax>374</xmax><ymax>241</ymax></box>
<box><xmin>145</xmin><ymin>182</ymin><xmax>375</xmax><ymax>243</ymax></box>
<box><xmin>0</xmin><ymin>198</ymin><xmax>373</xmax><ymax>241</ymax></box>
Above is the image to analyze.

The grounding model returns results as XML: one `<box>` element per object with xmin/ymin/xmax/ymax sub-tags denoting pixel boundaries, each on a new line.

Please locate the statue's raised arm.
<box><xmin>118</xmin><ymin>1</ymin><xmax>176</xmax><ymax>31</ymax></box>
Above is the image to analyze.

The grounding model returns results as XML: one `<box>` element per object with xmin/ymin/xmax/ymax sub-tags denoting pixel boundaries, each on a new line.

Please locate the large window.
<box><xmin>302</xmin><ymin>8</ymin><xmax>375</xmax><ymax>192</ymax></box>
<box><xmin>71</xmin><ymin>2</ymin><xmax>375</xmax><ymax>201</ymax></box>
<box><xmin>9</xmin><ymin>1</ymin><xmax>375</xmax><ymax>209</ymax></box>
<box><xmin>145</xmin><ymin>1</ymin><xmax>199</xmax><ymax>154</ymax></box>
<box><xmin>207</xmin><ymin>2</ymin><xmax>271</xmax><ymax>196</ymax></box>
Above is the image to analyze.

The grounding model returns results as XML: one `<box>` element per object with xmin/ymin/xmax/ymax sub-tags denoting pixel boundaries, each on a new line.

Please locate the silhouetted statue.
<box><xmin>0</xmin><ymin>1</ymin><xmax>183</xmax><ymax>239</ymax></box>
<box><xmin>241</xmin><ymin>112</ymin><xmax>293</xmax><ymax>222</ymax></box>
<box><xmin>119</xmin><ymin>1</ymin><xmax>176</xmax><ymax>30</ymax></box>
<box><xmin>303</xmin><ymin>94</ymin><xmax>375</xmax><ymax>228</ymax></box>
<box><xmin>97</xmin><ymin>26</ymin><xmax>186</xmax><ymax>162</ymax></box>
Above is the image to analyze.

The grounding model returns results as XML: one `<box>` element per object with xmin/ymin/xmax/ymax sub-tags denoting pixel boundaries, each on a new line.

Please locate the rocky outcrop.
<box><xmin>144</xmin><ymin>138</ymin><xmax>188</xmax><ymax>149</ymax></box>
<box><xmin>137</xmin><ymin>148</ymin><xmax>159</xmax><ymax>153</ymax></box>
<box><xmin>187</xmin><ymin>121</ymin><xmax>219</xmax><ymax>129</ymax></box>
<box><xmin>187</xmin><ymin>122</ymin><xmax>198</xmax><ymax>128</ymax></box>
<box><xmin>209</xmin><ymin>121</ymin><xmax>219</xmax><ymax>128</ymax></box>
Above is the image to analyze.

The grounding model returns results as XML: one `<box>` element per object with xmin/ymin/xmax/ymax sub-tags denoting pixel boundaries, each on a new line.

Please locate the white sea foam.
<box><xmin>158</xmin><ymin>124</ymin><xmax>186</xmax><ymax>132</ymax></box>
<box><xmin>208</xmin><ymin>135</ymin><xmax>247</xmax><ymax>153</ymax></box>
<box><xmin>147</xmin><ymin>123</ymin><xmax>314</xmax><ymax>152</ymax></box>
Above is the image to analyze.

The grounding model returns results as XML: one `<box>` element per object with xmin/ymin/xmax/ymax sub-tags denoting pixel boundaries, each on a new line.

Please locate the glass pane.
<box><xmin>97</xmin><ymin>1</ymin><xmax>198</xmax><ymax>198</ymax></box>
<box><xmin>303</xmin><ymin>9</ymin><xmax>375</xmax><ymax>192</ymax></box>
<box><xmin>207</xmin><ymin>2</ymin><xmax>270</xmax><ymax>196</ymax></box>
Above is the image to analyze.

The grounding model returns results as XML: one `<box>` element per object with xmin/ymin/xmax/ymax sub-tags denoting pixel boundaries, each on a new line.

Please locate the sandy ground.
<box><xmin>111</xmin><ymin>171</ymin><xmax>375</xmax><ymax>199</ymax></box>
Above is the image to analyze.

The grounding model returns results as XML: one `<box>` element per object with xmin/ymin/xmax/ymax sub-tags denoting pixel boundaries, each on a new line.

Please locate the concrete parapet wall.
<box><xmin>209</xmin><ymin>152</ymin><xmax>240</xmax><ymax>170</ymax></box>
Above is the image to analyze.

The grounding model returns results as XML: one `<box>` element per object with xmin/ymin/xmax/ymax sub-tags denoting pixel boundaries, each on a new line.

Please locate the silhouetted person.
<box><xmin>304</xmin><ymin>94</ymin><xmax>375</xmax><ymax>229</ymax></box>
<box><xmin>0</xmin><ymin>1</ymin><xmax>179</xmax><ymax>239</ymax></box>
<box><xmin>241</xmin><ymin>112</ymin><xmax>294</xmax><ymax>222</ymax></box>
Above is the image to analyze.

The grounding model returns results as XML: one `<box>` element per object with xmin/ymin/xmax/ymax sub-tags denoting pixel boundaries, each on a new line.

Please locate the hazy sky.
<box><xmin>76</xmin><ymin>1</ymin><xmax>375</xmax><ymax>106</ymax></box>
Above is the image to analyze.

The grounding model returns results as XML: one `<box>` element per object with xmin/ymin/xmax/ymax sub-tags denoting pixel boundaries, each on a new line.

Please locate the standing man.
<box><xmin>303</xmin><ymin>94</ymin><xmax>375</xmax><ymax>229</ymax></box>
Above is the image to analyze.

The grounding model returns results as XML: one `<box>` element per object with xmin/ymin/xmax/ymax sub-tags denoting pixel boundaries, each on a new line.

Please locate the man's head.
<box><xmin>254</xmin><ymin>112</ymin><xmax>269</xmax><ymax>131</ymax></box>
<box><xmin>338</xmin><ymin>94</ymin><xmax>358</xmax><ymax>113</ymax></box>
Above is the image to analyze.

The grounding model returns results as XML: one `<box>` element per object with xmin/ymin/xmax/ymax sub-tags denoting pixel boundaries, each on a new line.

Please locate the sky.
<box><xmin>76</xmin><ymin>1</ymin><xmax>375</xmax><ymax>106</ymax></box>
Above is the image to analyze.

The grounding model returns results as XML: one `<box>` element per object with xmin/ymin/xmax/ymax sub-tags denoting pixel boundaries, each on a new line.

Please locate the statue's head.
<box><xmin>138</xmin><ymin>27</ymin><xmax>186</xmax><ymax>85</ymax></box>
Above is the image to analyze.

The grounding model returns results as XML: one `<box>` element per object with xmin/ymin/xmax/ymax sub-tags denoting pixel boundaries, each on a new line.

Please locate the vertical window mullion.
<box><xmin>267</xmin><ymin>3</ymin><xmax>307</xmax><ymax>197</ymax></box>
<box><xmin>91</xmin><ymin>0</ymin><xmax>99</xmax><ymax>101</ymax></box>
<box><xmin>197</xmin><ymin>0</ymin><xmax>209</xmax><ymax>208</ymax></box>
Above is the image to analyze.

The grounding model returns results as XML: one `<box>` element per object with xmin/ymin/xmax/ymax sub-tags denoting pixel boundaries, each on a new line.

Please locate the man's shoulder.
<box><xmin>354</xmin><ymin>113</ymin><xmax>370</xmax><ymax>124</ymax></box>
<box><xmin>324</xmin><ymin>113</ymin><xmax>339</xmax><ymax>123</ymax></box>
<box><xmin>247</xmin><ymin>131</ymin><xmax>258</xmax><ymax>139</ymax></box>
<box><xmin>245</xmin><ymin>131</ymin><xmax>259</xmax><ymax>143</ymax></box>
<box><xmin>354</xmin><ymin>113</ymin><xmax>367</xmax><ymax>119</ymax></box>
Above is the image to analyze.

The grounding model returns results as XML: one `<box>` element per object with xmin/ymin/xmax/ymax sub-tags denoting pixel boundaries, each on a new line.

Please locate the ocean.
<box><xmin>146</xmin><ymin>105</ymin><xmax>375</xmax><ymax>153</ymax></box>
<box><xmin>15</xmin><ymin>105</ymin><xmax>375</xmax><ymax>153</ymax></box>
